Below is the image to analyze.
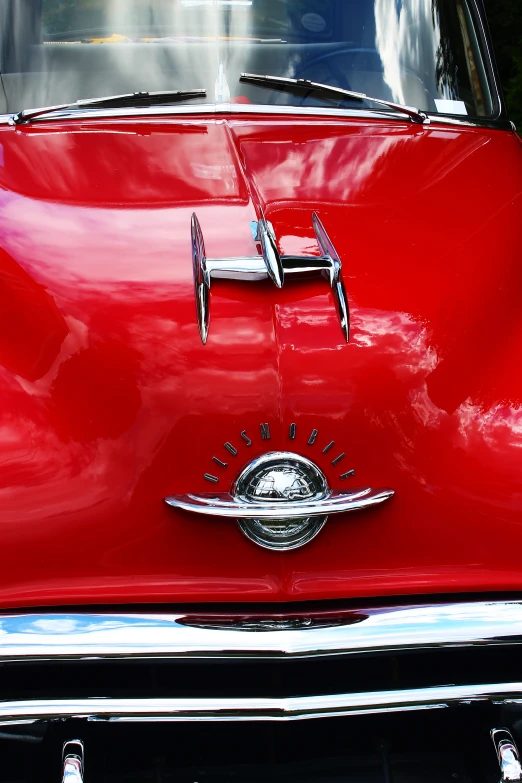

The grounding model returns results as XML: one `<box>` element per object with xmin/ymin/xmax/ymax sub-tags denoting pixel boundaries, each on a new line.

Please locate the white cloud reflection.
<box><xmin>374</xmin><ymin>0</ymin><xmax>449</xmax><ymax>106</ymax></box>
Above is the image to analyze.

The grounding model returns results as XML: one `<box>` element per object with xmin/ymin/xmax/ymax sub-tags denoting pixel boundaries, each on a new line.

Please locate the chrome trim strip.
<box><xmin>206</xmin><ymin>255</ymin><xmax>334</xmax><ymax>282</ymax></box>
<box><xmin>0</xmin><ymin>105</ymin><xmax>389</xmax><ymax>125</ymax></box>
<box><xmin>468</xmin><ymin>0</ymin><xmax>505</xmax><ymax>121</ymax></box>
<box><xmin>1</xmin><ymin>683</ymin><xmax>522</xmax><ymax>723</ymax></box>
<box><xmin>0</xmin><ymin>105</ymin><xmax>397</xmax><ymax>126</ymax></box>
<box><xmin>259</xmin><ymin>217</ymin><xmax>284</xmax><ymax>288</ymax></box>
<box><xmin>311</xmin><ymin>212</ymin><xmax>349</xmax><ymax>340</ymax></box>
<box><xmin>206</xmin><ymin>256</ymin><xmax>268</xmax><ymax>281</ymax></box>
<box><xmin>191</xmin><ymin>213</ymin><xmax>210</xmax><ymax>344</ymax></box>
<box><xmin>165</xmin><ymin>487</ymin><xmax>393</xmax><ymax>518</ymax></box>
<box><xmin>2</xmin><ymin>602</ymin><xmax>522</xmax><ymax>662</ymax></box>
<box><xmin>0</xmin><ymin>104</ymin><xmax>510</xmax><ymax>128</ymax></box>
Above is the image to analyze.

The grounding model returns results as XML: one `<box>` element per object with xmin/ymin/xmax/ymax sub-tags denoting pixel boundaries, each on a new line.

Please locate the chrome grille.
<box><xmin>1</xmin><ymin>601</ymin><xmax>522</xmax><ymax>783</ymax></box>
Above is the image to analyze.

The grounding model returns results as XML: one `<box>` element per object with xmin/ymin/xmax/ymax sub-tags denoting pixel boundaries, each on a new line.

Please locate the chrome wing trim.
<box><xmin>1</xmin><ymin>602</ymin><xmax>522</xmax><ymax>662</ymax></box>
<box><xmin>1</xmin><ymin>683</ymin><xmax>522</xmax><ymax>724</ymax></box>
<box><xmin>164</xmin><ymin>487</ymin><xmax>393</xmax><ymax>518</ymax></box>
<box><xmin>191</xmin><ymin>211</ymin><xmax>349</xmax><ymax>344</ymax></box>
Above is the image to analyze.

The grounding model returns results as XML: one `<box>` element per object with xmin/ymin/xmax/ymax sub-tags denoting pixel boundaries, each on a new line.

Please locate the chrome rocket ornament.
<box><xmin>191</xmin><ymin>213</ymin><xmax>349</xmax><ymax>345</ymax></box>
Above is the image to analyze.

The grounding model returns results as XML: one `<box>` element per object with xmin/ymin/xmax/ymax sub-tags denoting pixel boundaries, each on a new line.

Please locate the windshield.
<box><xmin>0</xmin><ymin>0</ymin><xmax>494</xmax><ymax>119</ymax></box>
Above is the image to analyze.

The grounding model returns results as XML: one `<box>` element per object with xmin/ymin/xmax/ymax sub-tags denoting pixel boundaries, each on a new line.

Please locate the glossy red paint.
<box><xmin>0</xmin><ymin>114</ymin><xmax>521</xmax><ymax>608</ymax></box>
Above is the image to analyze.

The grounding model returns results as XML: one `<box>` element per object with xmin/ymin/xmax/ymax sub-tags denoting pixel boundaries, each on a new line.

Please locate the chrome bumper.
<box><xmin>1</xmin><ymin>600</ymin><xmax>522</xmax><ymax>661</ymax></box>
<box><xmin>1</xmin><ymin>600</ymin><xmax>522</xmax><ymax>723</ymax></box>
<box><xmin>1</xmin><ymin>682</ymin><xmax>522</xmax><ymax>724</ymax></box>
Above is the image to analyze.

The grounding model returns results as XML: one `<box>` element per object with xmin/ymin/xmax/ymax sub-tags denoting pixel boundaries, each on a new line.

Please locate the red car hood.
<box><xmin>0</xmin><ymin>114</ymin><xmax>521</xmax><ymax>608</ymax></box>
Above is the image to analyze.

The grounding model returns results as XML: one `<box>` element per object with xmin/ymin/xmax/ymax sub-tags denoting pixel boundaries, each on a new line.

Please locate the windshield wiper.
<box><xmin>239</xmin><ymin>73</ymin><xmax>429</xmax><ymax>124</ymax></box>
<box><xmin>9</xmin><ymin>89</ymin><xmax>206</xmax><ymax>125</ymax></box>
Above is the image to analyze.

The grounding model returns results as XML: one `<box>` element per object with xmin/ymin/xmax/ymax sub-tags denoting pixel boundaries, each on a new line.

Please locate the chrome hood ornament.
<box><xmin>191</xmin><ymin>213</ymin><xmax>349</xmax><ymax>344</ymax></box>
<box><xmin>165</xmin><ymin>452</ymin><xmax>393</xmax><ymax>551</ymax></box>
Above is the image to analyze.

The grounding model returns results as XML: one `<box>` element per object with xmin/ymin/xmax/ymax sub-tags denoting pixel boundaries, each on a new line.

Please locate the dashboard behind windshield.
<box><xmin>0</xmin><ymin>0</ymin><xmax>495</xmax><ymax>119</ymax></box>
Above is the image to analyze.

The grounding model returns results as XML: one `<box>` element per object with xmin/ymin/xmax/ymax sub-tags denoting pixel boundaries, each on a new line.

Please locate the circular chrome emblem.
<box><xmin>232</xmin><ymin>452</ymin><xmax>329</xmax><ymax>551</ymax></box>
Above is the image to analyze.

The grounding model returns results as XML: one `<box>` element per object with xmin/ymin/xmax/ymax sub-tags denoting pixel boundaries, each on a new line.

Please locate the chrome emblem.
<box><xmin>234</xmin><ymin>453</ymin><xmax>330</xmax><ymax>550</ymax></box>
<box><xmin>165</xmin><ymin>451</ymin><xmax>394</xmax><ymax>551</ymax></box>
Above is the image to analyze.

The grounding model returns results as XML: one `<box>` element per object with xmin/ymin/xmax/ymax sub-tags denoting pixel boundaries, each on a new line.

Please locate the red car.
<box><xmin>0</xmin><ymin>1</ymin><xmax>521</xmax><ymax>780</ymax></box>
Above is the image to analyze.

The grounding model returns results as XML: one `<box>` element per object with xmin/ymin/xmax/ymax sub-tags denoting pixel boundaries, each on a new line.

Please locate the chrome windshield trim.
<box><xmin>0</xmin><ymin>104</ymin><xmax>511</xmax><ymax>128</ymax></box>
<box><xmin>468</xmin><ymin>0</ymin><xmax>505</xmax><ymax>121</ymax></box>
<box><xmin>0</xmin><ymin>104</ymin><xmax>403</xmax><ymax>125</ymax></box>
<box><xmin>1</xmin><ymin>601</ymin><xmax>522</xmax><ymax>662</ymax></box>
<box><xmin>0</xmin><ymin>683</ymin><xmax>522</xmax><ymax>723</ymax></box>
